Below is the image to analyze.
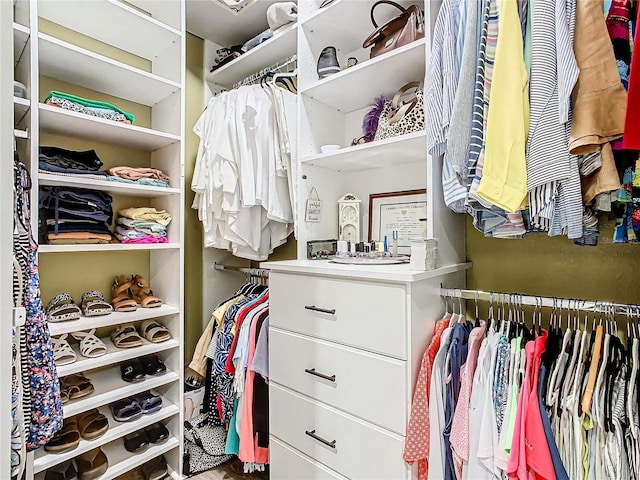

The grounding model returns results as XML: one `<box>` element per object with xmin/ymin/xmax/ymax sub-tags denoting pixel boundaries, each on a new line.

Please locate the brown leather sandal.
<box><xmin>76</xmin><ymin>408</ymin><xmax>109</xmax><ymax>440</ymax></box>
<box><xmin>130</xmin><ymin>275</ymin><xmax>162</xmax><ymax>308</ymax></box>
<box><xmin>44</xmin><ymin>417</ymin><xmax>80</xmax><ymax>453</ymax></box>
<box><xmin>60</xmin><ymin>373</ymin><xmax>94</xmax><ymax>401</ymax></box>
<box><xmin>75</xmin><ymin>447</ymin><xmax>108</xmax><ymax>480</ymax></box>
<box><xmin>111</xmin><ymin>275</ymin><xmax>138</xmax><ymax>312</ymax></box>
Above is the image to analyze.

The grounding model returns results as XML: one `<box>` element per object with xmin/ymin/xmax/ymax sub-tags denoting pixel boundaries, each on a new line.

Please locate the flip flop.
<box><xmin>130</xmin><ymin>275</ymin><xmax>163</xmax><ymax>308</ymax></box>
<box><xmin>131</xmin><ymin>391</ymin><xmax>163</xmax><ymax>414</ymax></box>
<box><xmin>52</xmin><ymin>334</ymin><xmax>77</xmax><ymax>366</ymax></box>
<box><xmin>44</xmin><ymin>460</ymin><xmax>77</xmax><ymax>480</ymax></box>
<box><xmin>46</xmin><ymin>293</ymin><xmax>81</xmax><ymax>323</ymax></box>
<box><xmin>139</xmin><ymin>320</ymin><xmax>171</xmax><ymax>343</ymax></box>
<box><xmin>110</xmin><ymin>398</ymin><xmax>143</xmax><ymax>422</ymax></box>
<box><xmin>140</xmin><ymin>354</ymin><xmax>167</xmax><ymax>376</ymax></box>
<box><xmin>111</xmin><ymin>324</ymin><xmax>143</xmax><ymax>349</ymax></box>
<box><xmin>81</xmin><ymin>290</ymin><xmax>113</xmax><ymax>317</ymax></box>
<box><xmin>75</xmin><ymin>447</ymin><xmax>108</xmax><ymax>480</ymax></box>
<box><xmin>76</xmin><ymin>408</ymin><xmax>109</xmax><ymax>440</ymax></box>
<box><xmin>112</xmin><ymin>275</ymin><xmax>138</xmax><ymax>312</ymax></box>
<box><xmin>44</xmin><ymin>417</ymin><xmax>80</xmax><ymax>453</ymax></box>
<box><xmin>71</xmin><ymin>329</ymin><xmax>108</xmax><ymax>358</ymax></box>
<box><xmin>141</xmin><ymin>455</ymin><xmax>168</xmax><ymax>480</ymax></box>
<box><xmin>123</xmin><ymin>429</ymin><xmax>150</xmax><ymax>453</ymax></box>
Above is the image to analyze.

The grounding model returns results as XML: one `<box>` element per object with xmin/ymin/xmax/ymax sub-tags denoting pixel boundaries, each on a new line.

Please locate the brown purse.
<box><xmin>362</xmin><ymin>1</ymin><xmax>425</xmax><ymax>59</ymax></box>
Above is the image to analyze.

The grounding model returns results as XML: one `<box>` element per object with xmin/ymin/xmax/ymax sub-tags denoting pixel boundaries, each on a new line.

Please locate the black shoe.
<box><xmin>120</xmin><ymin>358</ymin><xmax>146</xmax><ymax>383</ymax></box>
<box><xmin>140</xmin><ymin>354</ymin><xmax>167</xmax><ymax>376</ymax></box>
<box><xmin>144</xmin><ymin>422</ymin><xmax>169</xmax><ymax>444</ymax></box>
<box><xmin>317</xmin><ymin>46</ymin><xmax>341</xmax><ymax>79</ymax></box>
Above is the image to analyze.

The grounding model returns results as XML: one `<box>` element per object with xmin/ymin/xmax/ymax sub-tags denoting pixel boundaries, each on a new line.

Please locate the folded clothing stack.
<box><xmin>39</xmin><ymin>146</ymin><xmax>108</xmax><ymax>181</ymax></box>
<box><xmin>210</xmin><ymin>45</ymin><xmax>244</xmax><ymax>72</ymax></box>
<box><xmin>39</xmin><ymin>187</ymin><xmax>113</xmax><ymax>244</ymax></box>
<box><xmin>44</xmin><ymin>90</ymin><xmax>135</xmax><ymax>124</ymax></box>
<box><xmin>107</xmin><ymin>166</ymin><xmax>171</xmax><ymax>188</ymax></box>
<box><xmin>115</xmin><ymin>207</ymin><xmax>172</xmax><ymax>244</ymax></box>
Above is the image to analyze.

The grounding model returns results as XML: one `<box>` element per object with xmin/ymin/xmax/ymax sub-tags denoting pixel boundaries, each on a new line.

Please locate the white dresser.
<box><xmin>262</xmin><ymin>260</ymin><xmax>469</xmax><ymax>479</ymax></box>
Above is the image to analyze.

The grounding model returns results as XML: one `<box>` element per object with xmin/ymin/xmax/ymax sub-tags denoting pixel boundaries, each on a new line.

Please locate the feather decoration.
<box><xmin>362</xmin><ymin>96</ymin><xmax>388</xmax><ymax>142</ymax></box>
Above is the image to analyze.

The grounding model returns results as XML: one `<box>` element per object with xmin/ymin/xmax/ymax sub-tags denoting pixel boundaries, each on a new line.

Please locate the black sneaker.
<box><xmin>317</xmin><ymin>46</ymin><xmax>341</xmax><ymax>79</ymax></box>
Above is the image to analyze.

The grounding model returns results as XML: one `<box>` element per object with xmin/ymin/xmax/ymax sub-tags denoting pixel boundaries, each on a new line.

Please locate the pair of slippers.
<box><xmin>116</xmin><ymin>455</ymin><xmax>168</xmax><ymax>480</ymax></box>
<box><xmin>123</xmin><ymin>423</ymin><xmax>169</xmax><ymax>453</ymax></box>
<box><xmin>44</xmin><ymin>448</ymin><xmax>108</xmax><ymax>480</ymax></box>
<box><xmin>110</xmin><ymin>320</ymin><xmax>171</xmax><ymax>349</ymax></box>
<box><xmin>110</xmin><ymin>390</ymin><xmax>163</xmax><ymax>422</ymax></box>
<box><xmin>53</xmin><ymin>329</ymin><xmax>108</xmax><ymax>365</ymax></box>
<box><xmin>120</xmin><ymin>355</ymin><xmax>167</xmax><ymax>383</ymax></box>
<box><xmin>112</xmin><ymin>275</ymin><xmax>162</xmax><ymax>312</ymax></box>
<box><xmin>44</xmin><ymin>408</ymin><xmax>109</xmax><ymax>453</ymax></box>
<box><xmin>46</xmin><ymin>291</ymin><xmax>113</xmax><ymax>322</ymax></box>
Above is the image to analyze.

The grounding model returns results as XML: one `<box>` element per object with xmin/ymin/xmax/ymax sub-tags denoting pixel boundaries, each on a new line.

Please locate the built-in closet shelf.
<box><xmin>39</xmin><ymin>243</ymin><xmax>181</xmax><ymax>253</ymax></box>
<box><xmin>301</xmin><ymin>38</ymin><xmax>426</xmax><ymax>112</ymax></box>
<box><xmin>62</xmin><ymin>368</ymin><xmax>180</xmax><ymax>419</ymax></box>
<box><xmin>13</xmin><ymin>96</ymin><xmax>29</xmax><ymax>119</ymax></box>
<box><xmin>301</xmin><ymin>131</ymin><xmax>426</xmax><ymax>171</ymax></box>
<box><xmin>35</xmin><ymin>436</ymin><xmax>180</xmax><ymax>480</ymax></box>
<box><xmin>49</xmin><ymin>304</ymin><xmax>180</xmax><ymax>336</ymax></box>
<box><xmin>33</xmin><ymin>398</ymin><xmax>179</xmax><ymax>473</ymax></box>
<box><xmin>39</xmin><ymin>173</ymin><xmax>181</xmax><ymax>198</ymax></box>
<box><xmin>38</xmin><ymin>0</ymin><xmax>181</xmax><ymax>62</ymax></box>
<box><xmin>13</xmin><ymin>22</ymin><xmax>29</xmax><ymax>67</ymax></box>
<box><xmin>301</xmin><ymin>0</ymin><xmax>420</xmax><ymax>54</ymax></box>
<box><xmin>206</xmin><ymin>23</ymin><xmax>297</xmax><ymax>88</ymax></box>
<box><xmin>39</xmin><ymin>103</ymin><xmax>180</xmax><ymax>152</ymax></box>
<box><xmin>56</xmin><ymin>338</ymin><xmax>180</xmax><ymax>378</ymax></box>
<box><xmin>38</xmin><ymin>33</ymin><xmax>181</xmax><ymax>107</ymax></box>
<box><xmin>261</xmin><ymin>260</ymin><xmax>472</xmax><ymax>283</ymax></box>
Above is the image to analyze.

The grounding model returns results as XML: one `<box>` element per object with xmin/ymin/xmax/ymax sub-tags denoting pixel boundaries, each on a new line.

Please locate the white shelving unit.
<box><xmin>9</xmin><ymin>0</ymin><xmax>186</xmax><ymax>478</ymax></box>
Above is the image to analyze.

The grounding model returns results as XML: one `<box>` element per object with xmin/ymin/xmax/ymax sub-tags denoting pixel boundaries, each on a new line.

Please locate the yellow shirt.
<box><xmin>477</xmin><ymin>0</ymin><xmax>529</xmax><ymax>213</ymax></box>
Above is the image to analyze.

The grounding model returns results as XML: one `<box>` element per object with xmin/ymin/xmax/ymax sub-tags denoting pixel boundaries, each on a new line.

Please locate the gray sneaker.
<box><xmin>317</xmin><ymin>46</ymin><xmax>341</xmax><ymax>79</ymax></box>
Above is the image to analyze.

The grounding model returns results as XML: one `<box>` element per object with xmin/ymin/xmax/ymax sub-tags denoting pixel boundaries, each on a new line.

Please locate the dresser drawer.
<box><xmin>269</xmin><ymin>272</ymin><xmax>407</xmax><ymax>358</ymax></box>
<box><xmin>270</xmin><ymin>328</ymin><xmax>407</xmax><ymax>434</ymax></box>
<box><xmin>270</xmin><ymin>384</ymin><xmax>409</xmax><ymax>480</ymax></box>
<box><xmin>271</xmin><ymin>437</ymin><xmax>347</xmax><ymax>480</ymax></box>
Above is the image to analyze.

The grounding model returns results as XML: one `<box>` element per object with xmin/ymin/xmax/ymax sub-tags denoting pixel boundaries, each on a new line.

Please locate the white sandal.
<box><xmin>52</xmin><ymin>334</ymin><xmax>77</xmax><ymax>366</ymax></box>
<box><xmin>70</xmin><ymin>329</ymin><xmax>108</xmax><ymax>358</ymax></box>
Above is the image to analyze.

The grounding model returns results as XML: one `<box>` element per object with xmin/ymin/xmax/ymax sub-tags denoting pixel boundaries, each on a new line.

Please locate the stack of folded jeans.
<box><xmin>107</xmin><ymin>166</ymin><xmax>170</xmax><ymax>188</ymax></box>
<box><xmin>39</xmin><ymin>146</ymin><xmax>108</xmax><ymax>181</ymax></box>
<box><xmin>115</xmin><ymin>207</ymin><xmax>172</xmax><ymax>244</ymax></box>
<box><xmin>39</xmin><ymin>188</ymin><xmax>113</xmax><ymax>244</ymax></box>
<box><xmin>44</xmin><ymin>90</ymin><xmax>135</xmax><ymax>124</ymax></box>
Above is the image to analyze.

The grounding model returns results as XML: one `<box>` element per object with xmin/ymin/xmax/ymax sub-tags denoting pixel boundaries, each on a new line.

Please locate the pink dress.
<box><xmin>450</xmin><ymin>322</ymin><xmax>487</xmax><ymax>478</ymax></box>
<box><xmin>508</xmin><ymin>340</ymin><xmax>534</xmax><ymax>480</ymax></box>
<box><xmin>403</xmin><ymin>317</ymin><xmax>449</xmax><ymax>480</ymax></box>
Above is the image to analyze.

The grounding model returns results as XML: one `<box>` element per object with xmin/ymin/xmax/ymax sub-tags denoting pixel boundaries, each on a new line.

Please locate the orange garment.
<box><xmin>47</xmin><ymin>232</ymin><xmax>112</xmax><ymax>242</ymax></box>
<box><xmin>581</xmin><ymin>325</ymin><xmax>604</xmax><ymax>413</ymax></box>
<box><xmin>403</xmin><ymin>316</ymin><xmax>450</xmax><ymax>480</ymax></box>
<box><xmin>107</xmin><ymin>166</ymin><xmax>170</xmax><ymax>183</ymax></box>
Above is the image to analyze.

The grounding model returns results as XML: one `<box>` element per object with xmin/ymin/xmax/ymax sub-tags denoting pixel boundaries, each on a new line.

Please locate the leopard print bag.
<box><xmin>374</xmin><ymin>81</ymin><xmax>425</xmax><ymax>141</ymax></box>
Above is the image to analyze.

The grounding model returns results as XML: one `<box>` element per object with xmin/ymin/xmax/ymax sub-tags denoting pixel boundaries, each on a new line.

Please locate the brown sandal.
<box><xmin>44</xmin><ymin>417</ymin><xmax>80</xmax><ymax>453</ymax></box>
<box><xmin>130</xmin><ymin>275</ymin><xmax>162</xmax><ymax>308</ymax></box>
<box><xmin>76</xmin><ymin>408</ymin><xmax>109</xmax><ymax>440</ymax></box>
<box><xmin>111</xmin><ymin>275</ymin><xmax>138</xmax><ymax>312</ymax></box>
<box><xmin>75</xmin><ymin>447</ymin><xmax>108</xmax><ymax>480</ymax></box>
<box><xmin>110</xmin><ymin>324</ymin><xmax>143</xmax><ymax>348</ymax></box>
<box><xmin>61</xmin><ymin>373</ymin><xmax>94</xmax><ymax>401</ymax></box>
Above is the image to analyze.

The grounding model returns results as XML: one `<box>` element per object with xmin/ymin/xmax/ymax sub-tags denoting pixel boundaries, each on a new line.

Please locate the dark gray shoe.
<box><xmin>317</xmin><ymin>46</ymin><xmax>341</xmax><ymax>79</ymax></box>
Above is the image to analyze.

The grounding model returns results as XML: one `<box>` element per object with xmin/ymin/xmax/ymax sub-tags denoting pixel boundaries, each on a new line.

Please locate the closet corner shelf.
<box><xmin>39</xmin><ymin>103</ymin><xmax>180</xmax><ymax>152</ymax></box>
<box><xmin>13</xmin><ymin>22</ymin><xmax>29</xmax><ymax>66</ymax></box>
<box><xmin>34</xmin><ymin>437</ymin><xmax>180</xmax><ymax>480</ymax></box>
<box><xmin>206</xmin><ymin>23</ymin><xmax>297</xmax><ymax>88</ymax></box>
<box><xmin>261</xmin><ymin>260</ymin><xmax>472</xmax><ymax>283</ymax></box>
<box><xmin>33</xmin><ymin>399</ymin><xmax>179</xmax><ymax>473</ymax></box>
<box><xmin>39</xmin><ymin>173</ymin><xmax>181</xmax><ymax>198</ymax></box>
<box><xmin>301</xmin><ymin>38</ymin><xmax>426</xmax><ymax>113</ymax></box>
<box><xmin>62</xmin><ymin>367</ymin><xmax>180</xmax><ymax>419</ymax></box>
<box><xmin>38</xmin><ymin>32</ymin><xmax>181</xmax><ymax>107</ymax></box>
<box><xmin>48</xmin><ymin>304</ymin><xmax>181</xmax><ymax>336</ymax></box>
<box><xmin>56</xmin><ymin>338</ymin><xmax>180</xmax><ymax>378</ymax></box>
<box><xmin>37</xmin><ymin>0</ymin><xmax>181</xmax><ymax>62</ymax></box>
<box><xmin>13</xmin><ymin>96</ymin><xmax>29</xmax><ymax>118</ymax></box>
<box><xmin>38</xmin><ymin>243</ymin><xmax>181</xmax><ymax>253</ymax></box>
<box><xmin>301</xmin><ymin>131</ymin><xmax>426</xmax><ymax>171</ymax></box>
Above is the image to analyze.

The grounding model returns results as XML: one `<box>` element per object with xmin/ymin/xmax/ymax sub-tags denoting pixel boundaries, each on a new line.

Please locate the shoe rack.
<box><xmin>10</xmin><ymin>0</ymin><xmax>185</xmax><ymax>478</ymax></box>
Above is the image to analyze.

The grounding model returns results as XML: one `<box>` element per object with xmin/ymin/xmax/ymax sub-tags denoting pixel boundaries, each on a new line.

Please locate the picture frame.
<box><xmin>368</xmin><ymin>189</ymin><xmax>427</xmax><ymax>254</ymax></box>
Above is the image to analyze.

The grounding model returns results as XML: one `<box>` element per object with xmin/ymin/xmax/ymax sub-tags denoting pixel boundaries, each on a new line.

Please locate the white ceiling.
<box><xmin>186</xmin><ymin>0</ymin><xmax>282</xmax><ymax>46</ymax></box>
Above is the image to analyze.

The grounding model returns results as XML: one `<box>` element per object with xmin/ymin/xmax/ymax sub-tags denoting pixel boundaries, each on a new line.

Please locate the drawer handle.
<box><xmin>305</xmin><ymin>368</ymin><xmax>336</xmax><ymax>382</ymax></box>
<box><xmin>304</xmin><ymin>305</ymin><xmax>336</xmax><ymax>315</ymax></box>
<box><xmin>305</xmin><ymin>429</ymin><xmax>336</xmax><ymax>449</ymax></box>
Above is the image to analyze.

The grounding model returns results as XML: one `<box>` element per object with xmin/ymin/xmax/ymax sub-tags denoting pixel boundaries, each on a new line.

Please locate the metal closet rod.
<box><xmin>233</xmin><ymin>54</ymin><xmax>298</xmax><ymax>89</ymax></box>
<box><xmin>439</xmin><ymin>288</ymin><xmax>640</xmax><ymax>316</ymax></box>
<box><xmin>213</xmin><ymin>263</ymin><xmax>270</xmax><ymax>278</ymax></box>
